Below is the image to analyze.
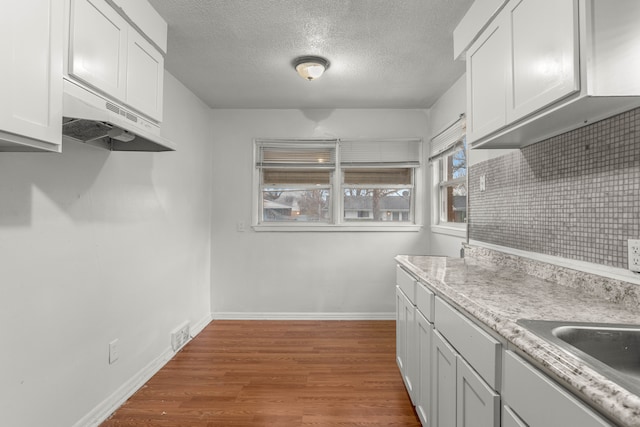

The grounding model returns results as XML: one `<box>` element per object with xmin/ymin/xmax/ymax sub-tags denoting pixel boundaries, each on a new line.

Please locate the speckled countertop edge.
<box><xmin>395</xmin><ymin>252</ymin><xmax>640</xmax><ymax>427</ymax></box>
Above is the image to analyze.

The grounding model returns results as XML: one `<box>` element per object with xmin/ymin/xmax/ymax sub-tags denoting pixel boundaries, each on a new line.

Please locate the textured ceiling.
<box><xmin>147</xmin><ymin>0</ymin><xmax>474</xmax><ymax>109</ymax></box>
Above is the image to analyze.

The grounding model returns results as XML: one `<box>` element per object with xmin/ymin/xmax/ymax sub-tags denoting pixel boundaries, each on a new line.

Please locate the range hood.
<box><xmin>62</xmin><ymin>79</ymin><xmax>176</xmax><ymax>152</ymax></box>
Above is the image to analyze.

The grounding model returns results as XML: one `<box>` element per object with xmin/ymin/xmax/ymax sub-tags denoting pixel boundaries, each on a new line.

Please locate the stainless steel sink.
<box><xmin>517</xmin><ymin>319</ymin><xmax>640</xmax><ymax>396</ymax></box>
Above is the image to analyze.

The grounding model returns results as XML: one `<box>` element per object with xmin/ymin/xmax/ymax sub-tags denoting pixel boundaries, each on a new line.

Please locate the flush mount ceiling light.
<box><xmin>293</xmin><ymin>56</ymin><xmax>330</xmax><ymax>81</ymax></box>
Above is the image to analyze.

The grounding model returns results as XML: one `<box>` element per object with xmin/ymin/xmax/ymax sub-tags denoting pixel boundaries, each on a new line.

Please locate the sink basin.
<box><xmin>517</xmin><ymin>319</ymin><xmax>640</xmax><ymax>395</ymax></box>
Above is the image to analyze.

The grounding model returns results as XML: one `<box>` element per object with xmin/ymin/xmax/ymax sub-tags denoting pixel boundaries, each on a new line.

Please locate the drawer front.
<box><xmin>415</xmin><ymin>281</ymin><xmax>434</xmax><ymax>322</ymax></box>
<box><xmin>396</xmin><ymin>265</ymin><xmax>416</xmax><ymax>304</ymax></box>
<box><xmin>503</xmin><ymin>350</ymin><xmax>612</xmax><ymax>427</ymax></box>
<box><xmin>434</xmin><ymin>297</ymin><xmax>501</xmax><ymax>389</ymax></box>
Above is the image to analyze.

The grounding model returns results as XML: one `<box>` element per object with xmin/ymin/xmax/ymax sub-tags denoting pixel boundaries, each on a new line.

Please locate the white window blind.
<box><xmin>429</xmin><ymin>115</ymin><xmax>466</xmax><ymax>161</ymax></box>
<box><xmin>343</xmin><ymin>168</ymin><xmax>413</xmax><ymax>185</ymax></box>
<box><xmin>256</xmin><ymin>139</ymin><xmax>337</xmax><ymax>168</ymax></box>
<box><xmin>340</xmin><ymin>139</ymin><xmax>422</xmax><ymax>167</ymax></box>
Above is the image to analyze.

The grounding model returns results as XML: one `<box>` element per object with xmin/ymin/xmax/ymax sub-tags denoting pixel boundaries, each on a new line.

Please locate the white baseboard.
<box><xmin>73</xmin><ymin>312</ymin><xmax>213</xmax><ymax>427</ymax></box>
<box><xmin>72</xmin><ymin>348</ymin><xmax>174</xmax><ymax>427</ymax></box>
<box><xmin>212</xmin><ymin>312</ymin><xmax>395</xmax><ymax>320</ymax></box>
<box><xmin>190</xmin><ymin>312</ymin><xmax>213</xmax><ymax>337</ymax></box>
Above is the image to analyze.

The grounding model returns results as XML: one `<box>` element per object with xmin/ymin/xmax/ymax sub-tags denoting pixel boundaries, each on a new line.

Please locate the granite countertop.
<box><xmin>395</xmin><ymin>250</ymin><xmax>640</xmax><ymax>427</ymax></box>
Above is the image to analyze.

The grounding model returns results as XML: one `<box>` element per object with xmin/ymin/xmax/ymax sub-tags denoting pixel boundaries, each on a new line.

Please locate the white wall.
<box><xmin>209</xmin><ymin>109</ymin><xmax>430</xmax><ymax>317</ymax></box>
<box><xmin>430</xmin><ymin>75</ymin><xmax>467</xmax><ymax>136</ymax></box>
<box><xmin>0</xmin><ymin>72</ymin><xmax>213</xmax><ymax>427</ymax></box>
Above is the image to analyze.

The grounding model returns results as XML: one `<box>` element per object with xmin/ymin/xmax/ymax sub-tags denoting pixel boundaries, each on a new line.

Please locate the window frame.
<box><xmin>430</xmin><ymin>116</ymin><xmax>468</xmax><ymax>238</ymax></box>
<box><xmin>252</xmin><ymin>138</ymin><xmax>423</xmax><ymax>232</ymax></box>
<box><xmin>342</xmin><ymin>175</ymin><xmax>415</xmax><ymax>223</ymax></box>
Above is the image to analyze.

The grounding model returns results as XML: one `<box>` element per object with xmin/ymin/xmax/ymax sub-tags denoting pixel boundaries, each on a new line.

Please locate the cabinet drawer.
<box><xmin>415</xmin><ymin>281</ymin><xmax>434</xmax><ymax>322</ymax></box>
<box><xmin>434</xmin><ymin>297</ymin><xmax>501</xmax><ymax>389</ymax></box>
<box><xmin>396</xmin><ymin>265</ymin><xmax>416</xmax><ymax>303</ymax></box>
<box><xmin>503</xmin><ymin>350</ymin><xmax>612</xmax><ymax>427</ymax></box>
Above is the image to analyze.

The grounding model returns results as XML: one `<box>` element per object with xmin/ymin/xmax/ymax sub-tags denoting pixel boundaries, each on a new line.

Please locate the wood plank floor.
<box><xmin>101</xmin><ymin>320</ymin><xmax>420</xmax><ymax>426</ymax></box>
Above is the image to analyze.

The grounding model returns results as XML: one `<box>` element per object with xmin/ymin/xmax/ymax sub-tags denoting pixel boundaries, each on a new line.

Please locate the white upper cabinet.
<box><xmin>460</xmin><ymin>0</ymin><xmax>640</xmax><ymax>148</ymax></box>
<box><xmin>126</xmin><ymin>31</ymin><xmax>164</xmax><ymax>120</ymax></box>
<box><xmin>466</xmin><ymin>14</ymin><xmax>509</xmax><ymax>142</ymax></box>
<box><xmin>69</xmin><ymin>0</ymin><xmax>128</xmax><ymax>102</ymax></box>
<box><xmin>110</xmin><ymin>0</ymin><xmax>168</xmax><ymax>54</ymax></box>
<box><xmin>67</xmin><ymin>0</ymin><xmax>166</xmax><ymax>122</ymax></box>
<box><xmin>0</xmin><ymin>0</ymin><xmax>63</xmax><ymax>152</ymax></box>
<box><xmin>506</xmin><ymin>0</ymin><xmax>579</xmax><ymax>122</ymax></box>
<box><xmin>588</xmin><ymin>0</ymin><xmax>640</xmax><ymax>96</ymax></box>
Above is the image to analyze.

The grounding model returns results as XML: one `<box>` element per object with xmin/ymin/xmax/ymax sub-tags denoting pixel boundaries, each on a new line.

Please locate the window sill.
<box><xmin>253</xmin><ymin>224</ymin><xmax>423</xmax><ymax>232</ymax></box>
<box><xmin>431</xmin><ymin>224</ymin><xmax>467</xmax><ymax>238</ymax></box>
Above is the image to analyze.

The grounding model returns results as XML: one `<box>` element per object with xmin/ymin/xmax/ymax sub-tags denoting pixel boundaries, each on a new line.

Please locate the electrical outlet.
<box><xmin>629</xmin><ymin>239</ymin><xmax>640</xmax><ymax>273</ymax></box>
<box><xmin>109</xmin><ymin>339</ymin><xmax>119</xmax><ymax>364</ymax></box>
<box><xmin>171</xmin><ymin>321</ymin><xmax>191</xmax><ymax>351</ymax></box>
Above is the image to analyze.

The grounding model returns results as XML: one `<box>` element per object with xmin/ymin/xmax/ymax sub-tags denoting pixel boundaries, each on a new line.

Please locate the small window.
<box><xmin>343</xmin><ymin>168</ymin><xmax>413</xmax><ymax>222</ymax></box>
<box><xmin>257</xmin><ymin>141</ymin><xmax>335</xmax><ymax>223</ymax></box>
<box><xmin>254</xmin><ymin>138</ymin><xmax>422</xmax><ymax>229</ymax></box>
<box><xmin>437</xmin><ymin>143</ymin><xmax>467</xmax><ymax>224</ymax></box>
<box><xmin>430</xmin><ymin>116</ymin><xmax>468</xmax><ymax>233</ymax></box>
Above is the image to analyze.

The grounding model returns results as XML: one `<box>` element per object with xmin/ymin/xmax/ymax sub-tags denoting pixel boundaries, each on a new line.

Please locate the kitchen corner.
<box><xmin>396</xmin><ymin>245</ymin><xmax>640</xmax><ymax>426</ymax></box>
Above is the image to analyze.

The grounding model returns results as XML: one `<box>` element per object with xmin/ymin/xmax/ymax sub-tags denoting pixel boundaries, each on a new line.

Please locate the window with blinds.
<box><xmin>255</xmin><ymin>138</ymin><xmax>422</xmax><ymax>226</ymax></box>
<box><xmin>429</xmin><ymin>116</ymin><xmax>467</xmax><ymax>227</ymax></box>
<box><xmin>340</xmin><ymin>139</ymin><xmax>419</xmax><ymax>223</ymax></box>
<box><xmin>256</xmin><ymin>140</ymin><xmax>336</xmax><ymax>223</ymax></box>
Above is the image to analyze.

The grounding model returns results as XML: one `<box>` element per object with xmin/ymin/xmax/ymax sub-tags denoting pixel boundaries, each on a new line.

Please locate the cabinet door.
<box><xmin>0</xmin><ymin>0</ymin><xmax>62</xmax><ymax>150</ymax></box>
<box><xmin>416</xmin><ymin>312</ymin><xmax>433</xmax><ymax>427</ymax></box>
<box><xmin>502</xmin><ymin>405</ymin><xmax>527</xmax><ymax>427</ymax></box>
<box><xmin>396</xmin><ymin>287</ymin><xmax>407</xmax><ymax>373</ymax></box>
<box><xmin>69</xmin><ymin>0</ymin><xmax>128</xmax><ymax>101</ymax></box>
<box><xmin>457</xmin><ymin>357</ymin><xmax>500</xmax><ymax>427</ymax></box>
<box><xmin>589</xmin><ymin>0</ymin><xmax>640</xmax><ymax>95</ymax></box>
<box><xmin>466</xmin><ymin>13</ymin><xmax>509</xmax><ymax>143</ymax></box>
<box><xmin>432</xmin><ymin>330</ymin><xmax>457</xmax><ymax>427</ymax></box>
<box><xmin>506</xmin><ymin>0</ymin><xmax>579</xmax><ymax>121</ymax></box>
<box><xmin>126</xmin><ymin>30</ymin><xmax>164</xmax><ymax>121</ymax></box>
<box><xmin>434</xmin><ymin>297</ymin><xmax>501</xmax><ymax>390</ymax></box>
<box><xmin>401</xmin><ymin>291</ymin><xmax>417</xmax><ymax>403</ymax></box>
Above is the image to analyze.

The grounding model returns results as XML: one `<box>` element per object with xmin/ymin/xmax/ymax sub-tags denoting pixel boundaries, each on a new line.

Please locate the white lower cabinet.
<box><xmin>416</xmin><ymin>312</ymin><xmax>433</xmax><ymax>426</ymax></box>
<box><xmin>396</xmin><ymin>286</ymin><xmax>407</xmax><ymax>372</ymax></box>
<box><xmin>502</xmin><ymin>350</ymin><xmax>612</xmax><ymax>427</ymax></box>
<box><xmin>431</xmin><ymin>329</ymin><xmax>500</xmax><ymax>427</ymax></box>
<box><xmin>395</xmin><ymin>263</ymin><xmax>618</xmax><ymax>427</ymax></box>
<box><xmin>432</xmin><ymin>330</ymin><xmax>458</xmax><ymax>427</ymax></box>
<box><xmin>502</xmin><ymin>405</ymin><xmax>527</xmax><ymax>427</ymax></box>
<box><xmin>396</xmin><ymin>286</ymin><xmax>417</xmax><ymax>403</ymax></box>
<box><xmin>457</xmin><ymin>357</ymin><xmax>500</xmax><ymax>427</ymax></box>
<box><xmin>398</xmin><ymin>268</ymin><xmax>499</xmax><ymax>427</ymax></box>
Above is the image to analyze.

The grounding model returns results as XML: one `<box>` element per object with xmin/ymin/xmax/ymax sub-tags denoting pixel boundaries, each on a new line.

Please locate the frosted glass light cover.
<box><xmin>293</xmin><ymin>56</ymin><xmax>329</xmax><ymax>81</ymax></box>
<box><xmin>296</xmin><ymin>62</ymin><xmax>325</xmax><ymax>80</ymax></box>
